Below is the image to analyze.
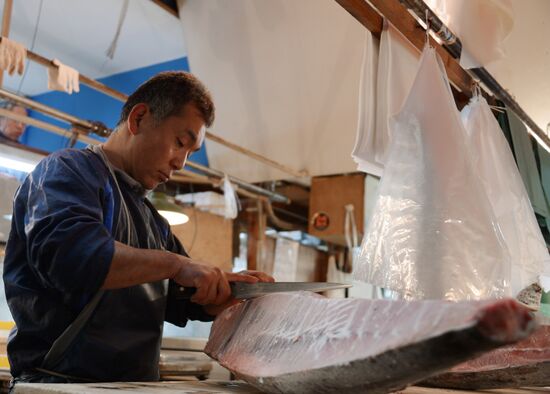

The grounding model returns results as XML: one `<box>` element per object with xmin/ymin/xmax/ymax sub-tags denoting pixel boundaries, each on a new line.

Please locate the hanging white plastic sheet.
<box><xmin>352</xmin><ymin>22</ymin><xmax>419</xmax><ymax>176</ymax></box>
<box><xmin>424</xmin><ymin>0</ymin><xmax>514</xmax><ymax>69</ymax></box>
<box><xmin>222</xmin><ymin>175</ymin><xmax>240</xmax><ymax>219</ymax></box>
<box><xmin>461</xmin><ymin>96</ymin><xmax>550</xmax><ymax>295</ymax></box>
<box><xmin>351</xmin><ymin>30</ymin><xmax>381</xmax><ymax>176</ymax></box>
<box><xmin>272</xmin><ymin>237</ymin><xmax>300</xmax><ymax>282</ymax></box>
<box><xmin>355</xmin><ymin>45</ymin><xmax>512</xmax><ymax>301</ymax></box>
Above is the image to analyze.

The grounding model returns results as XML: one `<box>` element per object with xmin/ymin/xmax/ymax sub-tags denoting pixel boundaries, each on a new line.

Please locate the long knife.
<box><xmin>173</xmin><ymin>282</ymin><xmax>352</xmax><ymax>300</ymax></box>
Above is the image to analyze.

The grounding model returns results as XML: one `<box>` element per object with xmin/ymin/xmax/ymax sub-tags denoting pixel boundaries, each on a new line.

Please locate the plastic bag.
<box><xmin>222</xmin><ymin>174</ymin><xmax>239</xmax><ymax>219</ymax></box>
<box><xmin>461</xmin><ymin>95</ymin><xmax>550</xmax><ymax>295</ymax></box>
<box><xmin>354</xmin><ymin>45</ymin><xmax>511</xmax><ymax>301</ymax></box>
<box><xmin>352</xmin><ymin>22</ymin><xmax>419</xmax><ymax>176</ymax></box>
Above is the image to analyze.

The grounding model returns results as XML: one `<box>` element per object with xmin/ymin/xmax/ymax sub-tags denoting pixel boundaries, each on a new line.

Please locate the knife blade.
<box><xmin>173</xmin><ymin>282</ymin><xmax>352</xmax><ymax>300</ymax></box>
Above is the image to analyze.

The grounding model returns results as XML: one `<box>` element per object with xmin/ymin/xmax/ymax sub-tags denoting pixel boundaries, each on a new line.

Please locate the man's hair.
<box><xmin>117</xmin><ymin>71</ymin><xmax>215</xmax><ymax>128</ymax></box>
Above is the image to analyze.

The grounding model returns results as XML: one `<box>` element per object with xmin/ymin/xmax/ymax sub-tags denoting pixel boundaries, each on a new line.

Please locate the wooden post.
<box><xmin>0</xmin><ymin>0</ymin><xmax>13</xmax><ymax>87</ymax></box>
<box><xmin>246</xmin><ymin>200</ymin><xmax>267</xmax><ymax>271</ymax></box>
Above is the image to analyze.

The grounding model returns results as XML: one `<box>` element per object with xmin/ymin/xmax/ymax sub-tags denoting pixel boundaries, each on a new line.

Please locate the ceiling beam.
<box><xmin>335</xmin><ymin>0</ymin><xmax>473</xmax><ymax>96</ymax></box>
<box><xmin>151</xmin><ymin>0</ymin><xmax>178</xmax><ymax>18</ymax></box>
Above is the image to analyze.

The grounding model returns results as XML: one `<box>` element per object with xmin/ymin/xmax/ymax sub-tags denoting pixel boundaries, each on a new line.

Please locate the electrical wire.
<box><xmin>16</xmin><ymin>0</ymin><xmax>44</xmax><ymax>94</ymax></box>
<box><xmin>186</xmin><ymin>182</ymin><xmax>199</xmax><ymax>254</ymax></box>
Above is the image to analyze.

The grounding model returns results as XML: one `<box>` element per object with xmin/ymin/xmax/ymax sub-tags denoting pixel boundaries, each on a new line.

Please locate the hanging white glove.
<box><xmin>0</xmin><ymin>37</ymin><xmax>26</xmax><ymax>76</ymax></box>
<box><xmin>48</xmin><ymin>59</ymin><xmax>80</xmax><ymax>94</ymax></box>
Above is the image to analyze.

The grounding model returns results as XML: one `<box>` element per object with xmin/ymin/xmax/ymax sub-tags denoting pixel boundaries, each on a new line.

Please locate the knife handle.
<box><xmin>169</xmin><ymin>283</ymin><xmax>239</xmax><ymax>300</ymax></box>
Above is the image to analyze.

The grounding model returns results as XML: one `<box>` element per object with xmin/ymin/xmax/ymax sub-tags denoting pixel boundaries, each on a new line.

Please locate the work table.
<box><xmin>12</xmin><ymin>380</ymin><xmax>550</xmax><ymax>393</ymax></box>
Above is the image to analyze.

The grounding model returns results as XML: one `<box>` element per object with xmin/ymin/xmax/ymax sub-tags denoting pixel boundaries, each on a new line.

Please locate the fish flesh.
<box><xmin>422</xmin><ymin>325</ymin><xmax>550</xmax><ymax>389</ymax></box>
<box><xmin>205</xmin><ymin>292</ymin><xmax>535</xmax><ymax>394</ymax></box>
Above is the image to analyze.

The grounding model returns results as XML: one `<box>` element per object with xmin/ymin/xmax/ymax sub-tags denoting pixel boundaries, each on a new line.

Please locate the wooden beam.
<box><xmin>335</xmin><ymin>0</ymin><xmax>474</xmax><ymax>95</ymax></box>
<box><xmin>151</xmin><ymin>0</ymin><xmax>178</xmax><ymax>18</ymax></box>
<box><xmin>0</xmin><ymin>0</ymin><xmax>13</xmax><ymax>87</ymax></box>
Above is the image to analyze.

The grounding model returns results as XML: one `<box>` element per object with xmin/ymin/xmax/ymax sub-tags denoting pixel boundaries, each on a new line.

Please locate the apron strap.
<box><xmin>40</xmin><ymin>290</ymin><xmax>104</xmax><ymax>370</ymax></box>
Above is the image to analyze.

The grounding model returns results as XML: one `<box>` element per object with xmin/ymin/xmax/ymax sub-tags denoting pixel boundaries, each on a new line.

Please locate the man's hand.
<box><xmin>173</xmin><ymin>257</ymin><xmax>260</xmax><ymax>306</ymax></box>
<box><xmin>238</xmin><ymin>270</ymin><xmax>275</xmax><ymax>283</ymax></box>
<box><xmin>203</xmin><ymin>269</ymin><xmax>275</xmax><ymax>316</ymax></box>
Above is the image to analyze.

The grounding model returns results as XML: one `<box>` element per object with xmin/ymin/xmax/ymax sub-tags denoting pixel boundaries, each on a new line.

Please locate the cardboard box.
<box><xmin>308</xmin><ymin>173</ymin><xmax>365</xmax><ymax>246</ymax></box>
<box><xmin>171</xmin><ymin>207</ymin><xmax>234</xmax><ymax>271</ymax></box>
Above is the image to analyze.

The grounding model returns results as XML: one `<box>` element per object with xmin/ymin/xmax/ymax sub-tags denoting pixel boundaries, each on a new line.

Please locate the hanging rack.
<box><xmin>398</xmin><ymin>0</ymin><xmax>550</xmax><ymax>150</ymax></box>
<box><xmin>334</xmin><ymin>0</ymin><xmax>550</xmax><ymax>152</ymax></box>
<box><xmin>0</xmin><ymin>91</ymin><xmax>290</xmax><ymax>203</ymax></box>
<box><xmin>0</xmin><ymin>37</ymin><xmax>308</xmax><ymax>178</ymax></box>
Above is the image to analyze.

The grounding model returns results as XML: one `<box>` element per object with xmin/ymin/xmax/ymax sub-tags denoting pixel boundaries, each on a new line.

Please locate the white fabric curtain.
<box><xmin>178</xmin><ymin>0</ymin><xmax>365</xmax><ymax>182</ymax></box>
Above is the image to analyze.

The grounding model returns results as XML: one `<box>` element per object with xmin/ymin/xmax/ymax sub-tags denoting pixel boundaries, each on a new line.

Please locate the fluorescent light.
<box><xmin>2</xmin><ymin>214</ymin><xmax>12</xmax><ymax>221</ymax></box>
<box><xmin>0</xmin><ymin>156</ymin><xmax>36</xmax><ymax>173</ymax></box>
<box><xmin>158</xmin><ymin>210</ymin><xmax>189</xmax><ymax>226</ymax></box>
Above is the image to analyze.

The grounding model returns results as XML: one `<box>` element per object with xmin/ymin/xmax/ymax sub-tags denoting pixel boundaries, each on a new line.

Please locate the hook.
<box><xmin>425</xmin><ymin>9</ymin><xmax>431</xmax><ymax>47</ymax></box>
<box><xmin>470</xmin><ymin>80</ymin><xmax>482</xmax><ymax>99</ymax></box>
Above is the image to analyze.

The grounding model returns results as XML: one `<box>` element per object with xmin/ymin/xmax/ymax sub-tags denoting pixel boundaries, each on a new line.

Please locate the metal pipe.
<box><xmin>0</xmin><ymin>88</ymin><xmax>290</xmax><ymax>203</ymax></box>
<box><xmin>0</xmin><ymin>107</ymin><xmax>98</xmax><ymax>145</ymax></box>
<box><xmin>9</xmin><ymin>37</ymin><xmax>307</xmax><ymax>177</ymax></box>
<box><xmin>0</xmin><ymin>88</ymin><xmax>109</xmax><ymax>136</ymax></box>
<box><xmin>264</xmin><ymin>199</ymin><xmax>304</xmax><ymax>231</ymax></box>
<box><xmin>185</xmin><ymin>161</ymin><xmax>290</xmax><ymax>204</ymax></box>
<box><xmin>399</xmin><ymin>0</ymin><xmax>550</xmax><ymax>150</ymax></box>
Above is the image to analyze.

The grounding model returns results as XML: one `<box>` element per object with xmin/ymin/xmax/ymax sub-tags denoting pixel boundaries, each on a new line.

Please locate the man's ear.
<box><xmin>127</xmin><ymin>103</ymin><xmax>149</xmax><ymax>135</ymax></box>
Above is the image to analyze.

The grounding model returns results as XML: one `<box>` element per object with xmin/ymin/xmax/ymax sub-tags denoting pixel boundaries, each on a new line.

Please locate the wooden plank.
<box><xmin>171</xmin><ymin>207</ymin><xmax>234</xmax><ymax>272</ymax></box>
<box><xmin>335</xmin><ymin>0</ymin><xmax>383</xmax><ymax>37</ymax></box>
<box><xmin>14</xmin><ymin>380</ymin><xmax>263</xmax><ymax>393</ymax></box>
<box><xmin>13</xmin><ymin>381</ymin><xmax>550</xmax><ymax>393</ymax></box>
<box><xmin>401</xmin><ymin>386</ymin><xmax>550</xmax><ymax>394</ymax></box>
<box><xmin>151</xmin><ymin>0</ymin><xmax>178</xmax><ymax>18</ymax></box>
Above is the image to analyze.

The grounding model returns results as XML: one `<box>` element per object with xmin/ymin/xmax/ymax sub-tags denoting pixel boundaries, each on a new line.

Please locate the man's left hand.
<box><xmin>203</xmin><ymin>270</ymin><xmax>275</xmax><ymax>316</ymax></box>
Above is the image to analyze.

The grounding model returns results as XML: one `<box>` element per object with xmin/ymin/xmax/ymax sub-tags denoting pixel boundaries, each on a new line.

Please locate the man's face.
<box><xmin>3</xmin><ymin>106</ymin><xmax>27</xmax><ymax>141</ymax></box>
<box><xmin>129</xmin><ymin>103</ymin><xmax>205</xmax><ymax>190</ymax></box>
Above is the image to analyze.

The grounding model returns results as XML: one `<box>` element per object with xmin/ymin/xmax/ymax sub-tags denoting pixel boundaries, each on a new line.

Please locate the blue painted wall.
<box><xmin>21</xmin><ymin>56</ymin><xmax>209</xmax><ymax>166</ymax></box>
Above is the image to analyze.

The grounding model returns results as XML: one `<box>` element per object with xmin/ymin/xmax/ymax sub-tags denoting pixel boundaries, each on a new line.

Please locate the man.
<box><xmin>3</xmin><ymin>71</ymin><xmax>273</xmax><ymax>385</ymax></box>
<box><xmin>0</xmin><ymin>103</ymin><xmax>27</xmax><ymax>143</ymax></box>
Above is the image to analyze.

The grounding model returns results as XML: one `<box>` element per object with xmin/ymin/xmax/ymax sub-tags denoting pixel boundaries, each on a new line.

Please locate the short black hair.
<box><xmin>117</xmin><ymin>71</ymin><xmax>215</xmax><ymax>128</ymax></box>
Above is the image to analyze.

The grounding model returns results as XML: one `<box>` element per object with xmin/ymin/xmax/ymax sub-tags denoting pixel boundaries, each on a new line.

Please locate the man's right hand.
<box><xmin>173</xmin><ymin>257</ymin><xmax>259</xmax><ymax>306</ymax></box>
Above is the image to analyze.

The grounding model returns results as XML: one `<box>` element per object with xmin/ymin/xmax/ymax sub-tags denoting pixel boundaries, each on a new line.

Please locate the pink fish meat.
<box><xmin>422</xmin><ymin>325</ymin><xmax>550</xmax><ymax>389</ymax></box>
<box><xmin>205</xmin><ymin>292</ymin><xmax>536</xmax><ymax>394</ymax></box>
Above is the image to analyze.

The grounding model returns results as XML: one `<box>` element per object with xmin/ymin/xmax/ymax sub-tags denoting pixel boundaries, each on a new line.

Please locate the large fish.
<box><xmin>422</xmin><ymin>324</ymin><xmax>550</xmax><ymax>389</ymax></box>
<box><xmin>205</xmin><ymin>292</ymin><xmax>535</xmax><ymax>394</ymax></box>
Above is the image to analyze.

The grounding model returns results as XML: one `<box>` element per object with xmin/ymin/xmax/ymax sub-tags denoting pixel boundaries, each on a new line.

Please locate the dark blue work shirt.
<box><xmin>3</xmin><ymin>146</ymin><xmax>212</xmax><ymax>382</ymax></box>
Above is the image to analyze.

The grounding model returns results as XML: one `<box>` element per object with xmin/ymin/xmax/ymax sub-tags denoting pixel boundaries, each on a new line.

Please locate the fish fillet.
<box><xmin>205</xmin><ymin>292</ymin><xmax>535</xmax><ymax>394</ymax></box>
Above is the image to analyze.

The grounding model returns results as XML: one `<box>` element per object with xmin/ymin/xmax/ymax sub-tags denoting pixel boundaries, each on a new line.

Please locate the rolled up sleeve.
<box><xmin>21</xmin><ymin>153</ymin><xmax>114</xmax><ymax>298</ymax></box>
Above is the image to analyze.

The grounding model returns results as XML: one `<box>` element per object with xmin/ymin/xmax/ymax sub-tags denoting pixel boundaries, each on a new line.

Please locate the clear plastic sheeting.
<box><xmin>461</xmin><ymin>96</ymin><xmax>550</xmax><ymax>295</ymax></box>
<box><xmin>222</xmin><ymin>174</ymin><xmax>239</xmax><ymax>219</ymax></box>
<box><xmin>352</xmin><ymin>22</ymin><xmax>419</xmax><ymax>176</ymax></box>
<box><xmin>272</xmin><ymin>237</ymin><xmax>300</xmax><ymax>282</ymax></box>
<box><xmin>355</xmin><ymin>46</ymin><xmax>511</xmax><ymax>301</ymax></box>
<box><xmin>424</xmin><ymin>0</ymin><xmax>514</xmax><ymax>69</ymax></box>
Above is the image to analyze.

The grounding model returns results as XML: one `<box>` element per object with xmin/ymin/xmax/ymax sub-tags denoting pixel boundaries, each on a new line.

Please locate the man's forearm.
<box><xmin>101</xmin><ymin>241</ymin><xmax>181</xmax><ymax>289</ymax></box>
